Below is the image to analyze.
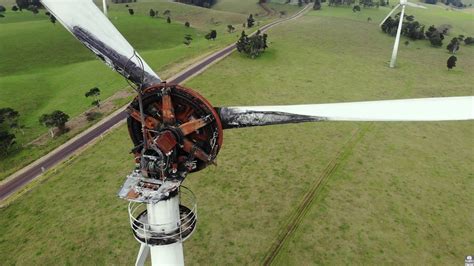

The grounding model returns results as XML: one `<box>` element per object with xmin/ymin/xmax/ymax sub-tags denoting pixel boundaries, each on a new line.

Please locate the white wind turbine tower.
<box><xmin>380</xmin><ymin>0</ymin><xmax>427</xmax><ymax>68</ymax></box>
<box><xmin>102</xmin><ymin>0</ymin><xmax>107</xmax><ymax>16</ymax></box>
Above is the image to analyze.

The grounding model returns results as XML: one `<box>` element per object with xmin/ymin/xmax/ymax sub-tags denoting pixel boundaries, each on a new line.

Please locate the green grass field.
<box><xmin>0</xmin><ymin>2</ymin><xmax>473</xmax><ymax>265</ymax></box>
<box><xmin>0</xmin><ymin>0</ymin><xmax>296</xmax><ymax>181</ymax></box>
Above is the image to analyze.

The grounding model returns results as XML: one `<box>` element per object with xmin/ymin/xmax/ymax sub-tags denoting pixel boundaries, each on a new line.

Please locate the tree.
<box><xmin>163</xmin><ymin>9</ymin><xmax>170</xmax><ymax>16</ymax></box>
<box><xmin>29</xmin><ymin>5</ymin><xmax>39</xmax><ymax>14</ymax></box>
<box><xmin>128</xmin><ymin>8</ymin><xmax>134</xmax><ymax>15</ymax></box>
<box><xmin>313</xmin><ymin>0</ymin><xmax>321</xmax><ymax>9</ymax></box>
<box><xmin>205</xmin><ymin>30</ymin><xmax>217</xmax><ymax>40</ymax></box>
<box><xmin>464</xmin><ymin>37</ymin><xmax>474</xmax><ymax>45</ymax></box>
<box><xmin>50</xmin><ymin>14</ymin><xmax>56</xmax><ymax>25</ymax></box>
<box><xmin>0</xmin><ymin>108</ymin><xmax>20</xmax><ymax>154</ymax></box>
<box><xmin>210</xmin><ymin>30</ymin><xmax>217</xmax><ymax>40</ymax></box>
<box><xmin>184</xmin><ymin>21</ymin><xmax>190</xmax><ymax>27</ymax></box>
<box><xmin>447</xmin><ymin>55</ymin><xmax>456</xmax><ymax>70</ymax></box>
<box><xmin>446</xmin><ymin>37</ymin><xmax>460</xmax><ymax>54</ymax></box>
<box><xmin>0</xmin><ymin>131</ymin><xmax>15</xmax><ymax>156</ymax></box>
<box><xmin>15</xmin><ymin>0</ymin><xmax>29</xmax><ymax>9</ymax></box>
<box><xmin>167</xmin><ymin>16</ymin><xmax>171</xmax><ymax>23</ymax></box>
<box><xmin>12</xmin><ymin>5</ymin><xmax>19</xmax><ymax>11</ymax></box>
<box><xmin>85</xmin><ymin>87</ymin><xmax>101</xmax><ymax>108</ymax></box>
<box><xmin>39</xmin><ymin>110</ymin><xmax>69</xmax><ymax>138</ymax></box>
<box><xmin>247</xmin><ymin>14</ymin><xmax>255</xmax><ymax>28</ymax></box>
<box><xmin>352</xmin><ymin>5</ymin><xmax>361</xmax><ymax>11</ymax></box>
<box><xmin>236</xmin><ymin>30</ymin><xmax>269</xmax><ymax>59</ymax></box>
<box><xmin>149</xmin><ymin>9</ymin><xmax>156</xmax><ymax>18</ymax></box>
<box><xmin>424</xmin><ymin>25</ymin><xmax>444</xmax><ymax>47</ymax></box>
<box><xmin>0</xmin><ymin>107</ymin><xmax>20</xmax><ymax>128</ymax></box>
<box><xmin>0</xmin><ymin>5</ymin><xmax>6</xmax><ymax>12</ymax></box>
<box><xmin>174</xmin><ymin>0</ymin><xmax>216</xmax><ymax>7</ymax></box>
<box><xmin>227</xmin><ymin>24</ymin><xmax>235</xmax><ymax>33</ymax></box>
<box><xmin>183</xmin><ymin>34</ymin><xmax>193</xmax><ymax>46</ymax></box>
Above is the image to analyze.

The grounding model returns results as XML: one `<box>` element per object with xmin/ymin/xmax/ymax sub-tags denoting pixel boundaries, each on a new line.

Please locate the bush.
<box><xmin>85</xmin><ymin>111</ymin><xmax>101</xmax><ymax>122</ymax></box>
<box><xmin>464</xmin><ymin>37</ymin><xmax>474</xmax><ymax>45</ymax></box>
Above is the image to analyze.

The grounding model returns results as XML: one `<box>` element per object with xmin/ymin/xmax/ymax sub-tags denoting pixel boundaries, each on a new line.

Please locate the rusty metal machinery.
<box><xmin>118</xmin><ymin>84</ymin><xmax>223</xmax><ymax>202</ymax></box>
<box><xmin>127</xmin><ymin>83</ymin><xmax>223</xmax><ymax>180</ymax></box>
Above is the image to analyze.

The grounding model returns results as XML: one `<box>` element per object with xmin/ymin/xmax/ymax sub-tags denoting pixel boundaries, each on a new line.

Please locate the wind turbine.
<box><xmin>380</xmin><ymin>0</ymin><xmax>427</xmax><ymax>68</ymax></box>
<box><xmin>40</xmin><ymin>0</ymin><xmax>472</xmax><ymax>265</ymax></box>
<box><xmin>102</xmin><ymin>0</ymin><xmax>107</xmax><ymax>16</ymax></box>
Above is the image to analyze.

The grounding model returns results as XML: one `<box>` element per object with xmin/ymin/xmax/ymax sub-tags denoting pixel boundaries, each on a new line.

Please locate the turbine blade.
<box><xmin>217</xmin><ymin>96</ymin><xmax>474</xmax><ymax>129</ymax></box>
<box><xmin>380</xmin><ymin>4</ymin><xmax>400</xmax><ymax>26</ymax></box>
<box><xmin>41</xmin><ymin>0</ymin><xmax>161</xmax><ymax>88</ymax></box>
<box><xmin>406</xmin><ymin>2</ymin><xmax>427</xmax><ymax>8</ymax></box>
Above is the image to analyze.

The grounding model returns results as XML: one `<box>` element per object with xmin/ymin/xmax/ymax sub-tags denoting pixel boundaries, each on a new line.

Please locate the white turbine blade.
<box><xmin>389</xmin><ymin>4</ymin><xmax>405</xmax><ymax>68</ymax></box>
<box><xmin>406</xmin><ymin>2</ymin><xmax>427</xmax><ymax>8</ymax></box>
<box><xmin>380</xmin><ymin>4</ymin><xmax>400</xmax><ymax>26</ymax></box>
<box><xmin>40</xmin><ymin>0</ymin><xmax>161</xmax><ymax>87</ymax></box>
<box><xmin>218</xmin><ymin>96</ymin><xmax>474</xmax><ymax>128</ymax></box>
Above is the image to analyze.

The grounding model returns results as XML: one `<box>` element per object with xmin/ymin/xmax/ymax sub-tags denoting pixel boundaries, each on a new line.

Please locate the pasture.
<box><xmin>0</xmin><ymin>0</ymin><xmax>290</xmax><ymax>180</ymax></box>
<box><xmin>0</xmin><ymin>1</ymin><xmax>473</xmax><ymax>265</ymax></box>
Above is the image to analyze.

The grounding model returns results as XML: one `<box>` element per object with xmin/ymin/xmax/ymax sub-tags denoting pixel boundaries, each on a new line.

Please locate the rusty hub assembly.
<box><xmin>126</xmin><ymin>83</ymin><xmax>223</xmax><ymax>181</ymax></box>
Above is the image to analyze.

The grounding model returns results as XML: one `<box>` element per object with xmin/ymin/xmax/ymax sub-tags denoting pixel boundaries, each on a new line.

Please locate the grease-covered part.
<box><xmin>73</xmin><ymin>27</ymin><xmax>160</xmax><ymax>87</ymax></box>
<box><xmin>216</xmin><ymin>107</ymin><xmax>325</xmax><ymax>129</ymax></box>
<box><xmin>127</xmin><ymin>83</ymin><xmax>223</xmax><ymax>181</ymax></box>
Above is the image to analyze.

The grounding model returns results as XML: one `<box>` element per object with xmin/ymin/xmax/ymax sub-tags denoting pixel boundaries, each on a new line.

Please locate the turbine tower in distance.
<box><xmin>102</xmin><ymin>0</ymin><xmax>107</xmax><ymax>16</ymax></box>
<box><xmin>380</xmin><ymin>0</ymin><xmax>426</xmax><ymax>68</ymax></box>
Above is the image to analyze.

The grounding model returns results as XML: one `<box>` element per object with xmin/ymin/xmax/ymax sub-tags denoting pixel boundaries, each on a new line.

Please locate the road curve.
<box><xmin>0</xmin><ymin>4</ymin><xmax>312</xmax><ymax>202</ymax></box>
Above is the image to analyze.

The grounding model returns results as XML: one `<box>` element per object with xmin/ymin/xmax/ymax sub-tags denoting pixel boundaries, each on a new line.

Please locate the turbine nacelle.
<box><xmin>119</xmin><ymin>84</ymin><xmax>223</xmax><ymax>203</ymax></box>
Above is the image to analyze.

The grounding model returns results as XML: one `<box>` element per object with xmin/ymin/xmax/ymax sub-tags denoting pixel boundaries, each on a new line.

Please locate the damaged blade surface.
<box><xmin>218</xmin><ymin>96</ymin><xmax>474</xmax><ymax>128</ymax></box>
<box><xmin>41</xmin><ymin>0</ymin><xmax>161</xmax><ymax>87</ymax></box>
<box><xmin>217</xmin><ymin>108</ymin><xmax>325</xmax><ymax>129</ymax></box>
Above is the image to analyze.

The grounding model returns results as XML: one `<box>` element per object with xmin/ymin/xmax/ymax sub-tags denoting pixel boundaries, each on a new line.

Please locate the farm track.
<box><xmin>0</xmin><ymin>4</ymin><xmax>312</xmax><ymax>203</ymax></box>
<box><xmin>262</xmin><ymin>124</ymin><xmax>373</xmax><ymax>265</ymax></box>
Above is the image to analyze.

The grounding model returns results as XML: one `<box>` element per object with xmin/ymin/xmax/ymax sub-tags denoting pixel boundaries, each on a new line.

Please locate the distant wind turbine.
<box><xmin>102</xmin><ymin>0</ymin><xmax>107</xmax><ymax>16</ymax></box>
<box><xmin>380</xmin><ymin>0</ymin><xmax>427</xmax><ymax>68</ymax></box>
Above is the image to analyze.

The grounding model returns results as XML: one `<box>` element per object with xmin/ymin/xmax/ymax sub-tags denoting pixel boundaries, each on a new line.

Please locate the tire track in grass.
<box><xmin>262</xmin><ymin>124</ymin><xmax>373</xmax><ymax>266</ymax></box>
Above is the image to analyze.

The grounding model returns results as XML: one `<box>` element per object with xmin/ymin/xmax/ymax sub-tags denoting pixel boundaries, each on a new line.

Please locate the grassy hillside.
<box><xmin>0</xmin><ymin>0</ymin><xmax>293</xmax><ymax>180</ymax></box>
<box><xmin>0</xmin><ymin>11</ymin><xmax>232</xmax><ymax>180</ymax></box>
<box><xmin>0</xmin><ymin>3</ymin><xmax>473</xmax><ymax>266</ymax></box>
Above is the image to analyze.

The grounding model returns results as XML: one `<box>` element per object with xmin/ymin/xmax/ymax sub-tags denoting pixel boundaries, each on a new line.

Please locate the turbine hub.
<box><xmin>118</xmin><ymin>83</ymin><xmax>223</xmax><ymax>203</ymax></box>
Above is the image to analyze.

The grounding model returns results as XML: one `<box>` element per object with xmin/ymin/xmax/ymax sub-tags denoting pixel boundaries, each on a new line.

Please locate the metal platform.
<box><xmin>128</xmin><ymin>186</ymin><xmax>197</xmax><ymax>246</ymax></box>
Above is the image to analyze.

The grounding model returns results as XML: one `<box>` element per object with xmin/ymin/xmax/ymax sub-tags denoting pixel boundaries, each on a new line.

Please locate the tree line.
<box><xmin>174</xmin><ymin>0</ymin><xmax>217</xmax><ymax>8</ymax></box>
<box><xmin>381</xmin><ymin>13</ymin><xmax>473</xmax><ymax>69</ymax></box>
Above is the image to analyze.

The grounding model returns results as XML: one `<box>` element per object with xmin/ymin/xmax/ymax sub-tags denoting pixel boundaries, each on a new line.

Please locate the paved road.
<box><xmin>0</xmin><ymin>4</ymin><xmax>312</xmax><ymax>202</ymax></box>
